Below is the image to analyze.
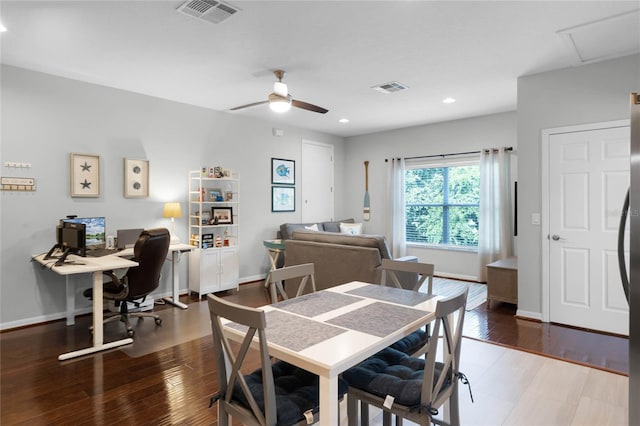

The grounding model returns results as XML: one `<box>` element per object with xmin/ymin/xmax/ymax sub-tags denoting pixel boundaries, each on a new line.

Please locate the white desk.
<box><xmin>221</xmin><ymin>281</ymin><xmax>438</xmax><ymax>425</ymax></box>
<box><xmin>32</xmin><ymin>253</ymin><xmax>138</xmax><ymax>361</ymax></box>
<box><xmin>162</xmin><ymin>243</ymin><xmax>194</xmax><ymax>309</ymax></box>
<box><xmin>47</xmin><ymin>243</ymin><xmax>193</xmax><ymax>326</ymax></box>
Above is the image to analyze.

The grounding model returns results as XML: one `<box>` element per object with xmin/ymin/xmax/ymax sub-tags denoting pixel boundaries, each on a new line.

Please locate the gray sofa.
<box><xmin>278</xmin><ymin>218</ymin><xmax>356</xmax><ymax>240</ymax></box>
<box><xmin>282</xmin><ymin>227</ymin><xmax>418</xmax><ymax>297</ymax></box>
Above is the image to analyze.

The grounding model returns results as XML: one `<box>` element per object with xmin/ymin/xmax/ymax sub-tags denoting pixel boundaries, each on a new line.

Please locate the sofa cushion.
<box><xmin>280</xmin><ymin>222</ymin><xmax>323</xmax><ymax>240</ymax></box>
<box><xmin>339</xmin><ymin>222</ymin><xmax>362</xmax><ymax>235</ymax></box>
<box><xmin>322</xmin><ymin>218</ymin><xmax>354</xmax><ymax>233</ymax></box>
<box><xmin>280</xmin><ymin>218</ymin><xmax>355</xmax><ymax>240</ymax></box>
<box><xmin>291</xmin><ymin>229</ymin><xmax>392</xmax><ymax>259</ymax></box>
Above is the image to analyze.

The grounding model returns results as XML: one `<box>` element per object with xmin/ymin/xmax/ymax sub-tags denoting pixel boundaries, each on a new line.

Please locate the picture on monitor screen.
<box><xmin>63</xmin><ymin>217</ymin><xmax>106</xmax><ymax>249</ymax></box>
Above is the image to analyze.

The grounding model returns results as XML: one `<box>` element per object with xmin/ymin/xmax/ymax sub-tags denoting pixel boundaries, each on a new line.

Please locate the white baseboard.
<box><xmin>434</xmin><ymin>271</ymin><xmax>480</xmax><ymax>282</ymax></box>
<box><xmin>239</xmin><ymin>274</ymin><xmax>266</xmax><ymax>284</ymax></box>
<box><xmin>516</xmin><ymin>309</ymin><xmax>543</xmax><ymax>321</ymax></box>
<box><xmin>0</xmin><ymin>306</ymin><xmax>93</xmax><ymax>331</ymax></box>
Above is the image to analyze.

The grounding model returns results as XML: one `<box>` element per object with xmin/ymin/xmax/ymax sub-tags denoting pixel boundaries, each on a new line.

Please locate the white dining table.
<box><xmin>221</xmin><ymin>280</ymin><xmax>439</xmax><ymax>426</ymax></box>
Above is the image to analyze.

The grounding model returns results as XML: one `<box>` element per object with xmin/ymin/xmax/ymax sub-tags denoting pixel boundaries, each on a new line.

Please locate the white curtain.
<box><xmin>386</xmin><ymin>158</ymin><xmax>406</xmax><ymax>258</ymax></box>
<box><xmin>478</xmin><ymin>148</ymin><xmax>513</xmax><ymax>282</ymax></box>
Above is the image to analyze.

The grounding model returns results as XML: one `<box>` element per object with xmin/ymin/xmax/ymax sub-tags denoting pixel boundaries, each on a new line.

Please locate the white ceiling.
<box><xmin>1</xmin><ymin>1</ymin><xmax>639</xmax><ymax>137</ymax></box>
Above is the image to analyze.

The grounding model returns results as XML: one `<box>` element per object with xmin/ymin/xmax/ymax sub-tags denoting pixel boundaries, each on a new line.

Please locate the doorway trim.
<box><xmin>541</xmin><ymin>119</ymin><xmax>629</xmax><ymax>323</ymax></box>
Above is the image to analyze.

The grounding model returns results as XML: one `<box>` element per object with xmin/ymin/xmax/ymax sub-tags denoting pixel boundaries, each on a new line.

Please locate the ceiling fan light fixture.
<box><xmin>273</xmin><ymin>81</ymin><xmax>288</xmax><ymax>97</ymax></box>
<box><xmin>268</xmin><ymin>93</ymin><xmax>292</xmax><ymax>112</ymax></box>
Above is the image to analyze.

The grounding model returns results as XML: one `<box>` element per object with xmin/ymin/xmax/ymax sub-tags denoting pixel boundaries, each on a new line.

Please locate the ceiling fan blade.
<box><xmin>291</xmin><ymin>99</ymin><xmax>329</xmax><ymax>114</ymax></box>
<box><xmin>229</xmin><ymin>100</ymin><xmax>269</xmax><ymax>111</ymax></box>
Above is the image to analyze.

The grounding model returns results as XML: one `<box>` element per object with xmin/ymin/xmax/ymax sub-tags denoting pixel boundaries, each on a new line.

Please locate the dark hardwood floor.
<box><xmin>0</xmin><ymin>281</ymin><xmax>629</xmax><ymax>425</ymax></box>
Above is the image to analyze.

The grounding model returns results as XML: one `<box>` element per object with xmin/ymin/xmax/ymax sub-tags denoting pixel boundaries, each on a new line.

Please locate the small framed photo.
<box><xmin>200</xmin><ymin>210</ymin><xmax>212</xmax><ymax>225</ymax></box>
<box><xmin>70</xmin><ymin>153</ymin><xmax>100</xmax><ymax>197</ymax></box>
<box><xmin>272</xmin><ymin>186</ymin><xmax>295</xmax><ymax>212</ymax></box>
<box><xmin>124</xmin><ymin>158</ymin><xmax>149</xmax><ymax>198</ymax></box>
<box><xmin>201</xmin><ymin>233</ymin><xmax>214</xmax><ymax>249</ymax></box>
<box><xmin>271</xmin><ymin>158</ymin><xmax>295</xmax><ymax>185</ymax></box>
<box><xmin>212</xmin><ymin>207</ymin><xmax>233</xmax><ymax>224</ymax></box>
<box><xmin>208</xmin><ymin>188</ymin><xmax>223</xmax><ymax>201</ymax></box>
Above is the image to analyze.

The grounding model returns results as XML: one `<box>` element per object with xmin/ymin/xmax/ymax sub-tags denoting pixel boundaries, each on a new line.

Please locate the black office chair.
<box><xmin>84</xmin><ymin>228</ymin><xmax>170</xmax><ymax>338</ymax></box>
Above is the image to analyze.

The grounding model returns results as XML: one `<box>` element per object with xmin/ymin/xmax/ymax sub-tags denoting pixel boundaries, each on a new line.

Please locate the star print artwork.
<box><xmin>70</xmin><ymin>153</ymin><xmax>100</xmax><ymax>197</ymax></box>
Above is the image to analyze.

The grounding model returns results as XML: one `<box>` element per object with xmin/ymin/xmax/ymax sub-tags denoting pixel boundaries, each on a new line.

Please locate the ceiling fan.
<box><xmin>230</xmin><ymin>70</ymin><xmax>328</xmax><ymax>114</ymax></box>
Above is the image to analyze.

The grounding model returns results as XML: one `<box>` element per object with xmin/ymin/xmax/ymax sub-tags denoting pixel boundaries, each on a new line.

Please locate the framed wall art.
<box><xmin>271</xmin><ymin>158</ymin><xmax>295</xmax><ymax>185</ymax></box>
<box><xmin>212</xmin><ymin>207</ymin><xmax>233</xmax><ymax>224</ymax></box>
<box><xmin>272</xmin><ymin>186</ymin><xmax>295</xmax><ymax>212</ymax></box>
<box><xmin>124</xmin><ymin>158</ymin><xmax>149</xmax><ymax>198</ymax></box>
<box><xmin>70</xmin><ymin>153</ymin><xmax>100</xmax><ymax>197</ymax></box>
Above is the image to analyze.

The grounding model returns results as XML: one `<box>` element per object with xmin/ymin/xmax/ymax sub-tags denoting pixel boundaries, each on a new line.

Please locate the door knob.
<box><xmin>551</xmin><ymin>234</ymin><xmax>563</xmax><ymax>241</ymax></box>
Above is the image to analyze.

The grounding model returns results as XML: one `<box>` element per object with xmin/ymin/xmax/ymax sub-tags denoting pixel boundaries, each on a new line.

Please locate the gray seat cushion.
<box><xmin>342</xmin><ymin>347</ymin><xmax>448</xmax><ymax>407</ymax></box>
<box><xmin>233</xmin><ymin>360</ymin><xmax>348</xmax><ymax>426</ymax></box>
<box><xmin>389</xmin><ymin>329</ymin><xmax>429</xmax><ymax>355</ymax></box>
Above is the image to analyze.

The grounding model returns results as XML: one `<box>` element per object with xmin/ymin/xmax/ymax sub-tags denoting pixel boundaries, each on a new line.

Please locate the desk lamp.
<box><xmin>162</xmin><ymin>202</ymin><xmax>182</xmax><ymax>244</ymax></box>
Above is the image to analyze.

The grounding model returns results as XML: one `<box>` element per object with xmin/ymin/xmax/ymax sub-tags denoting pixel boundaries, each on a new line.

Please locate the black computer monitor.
<box><xmin>60</xmin><ymin>221</ymin><xmax>86</xmax><ymax>254</ymax></box>
<box><xmin>63</xmin><ymin>217</ymin><xmax>106</xmax><ymax>250</ymax></box>
<box><xmin>49</xmin><ymin>221</ymin><xmax>87</xmax><ymax>265</ymax></box>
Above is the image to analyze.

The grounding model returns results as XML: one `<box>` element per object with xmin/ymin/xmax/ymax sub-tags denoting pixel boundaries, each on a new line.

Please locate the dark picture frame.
<box><xmin>272</xmin><ymin>186</ymin><xmax>295</xmax><ymax>212</ymax></box>
<box><xmin>271</xmin><ymin>158</ymin><xmax>295</xmax><ymax>185</ymax></box>
<box><xmin>212</xmin><ymin>207</ymin><xmax>233</xmax><ymax>224</ymax></box>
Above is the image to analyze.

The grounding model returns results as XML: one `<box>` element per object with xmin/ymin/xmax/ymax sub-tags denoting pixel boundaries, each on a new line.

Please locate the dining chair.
<box><xmin>266</xmin><ymin>262</ymin><xmax>316</xmax><ymax>303</ymax></box>
<box><xmin>343</xmin><ymin>288</ymin><xmax>469</xmax><ymax>426</ymax></box>
<box><xmin>380</xmin><ymin>258</ymin><xmax>434</xmax><ymax>293</ymax></box>
<box><xmin>208</xmin><ymin>294</ymin><xmax>346</xmax><ymax>426</ymax></box>
<box><xmin>381</xmin><ymin>259</ymin><xmax>436</xmax><ymax>357</ymax></box>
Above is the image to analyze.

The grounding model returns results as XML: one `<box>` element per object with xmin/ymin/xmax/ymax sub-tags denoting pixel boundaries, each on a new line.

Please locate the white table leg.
<box><xmin>164</xmin><ymin>250</ymin><xmax>188</xmax><ymax>309</ymax></box>
<box><xmin>58</xmin><ymin>270</ymin><xmax>133</xmax><ymax>361</ymax></box>
<box><xmin>65</xmin><ymin>276</ymin><xmax>75</xmax><ymax>326</ymax></box>
<box><xmin>319</xmin><ymin>374</ymin><xmax>339</xmax><ymax>426</ymax></box>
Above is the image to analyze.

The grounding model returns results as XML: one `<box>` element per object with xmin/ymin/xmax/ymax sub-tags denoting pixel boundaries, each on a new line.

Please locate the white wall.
<box><xmin>344</xmin><ymin>111</ymin><xmax>518</xmax><ymax>280</ymax></box>
<box><xmin>516</xmin><ymin>54</ymin><xmax>640</xmax><ymax>318</ymax></box>
<box><xmin>0</xmin><ymin>65</ymin><xmax>346</xmax><ymax>328</ymax></box>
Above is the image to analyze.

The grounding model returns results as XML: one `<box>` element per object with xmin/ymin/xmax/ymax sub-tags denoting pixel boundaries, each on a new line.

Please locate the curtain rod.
<box><xmin>385</xmin><ymin>146</ymin><xmax>513</xmax><ymax>162</ymax></box>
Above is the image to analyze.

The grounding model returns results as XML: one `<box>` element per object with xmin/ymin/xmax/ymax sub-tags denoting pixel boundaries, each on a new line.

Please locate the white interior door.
<box><xmin>548</xmin><ymin>125</ymin><xmax>629</xmax><ymax>335</ymax></box>
<box><xmin>301</xmin><ymin>140</ymin><xmax>334</xmax><ymax>222</ymax></box>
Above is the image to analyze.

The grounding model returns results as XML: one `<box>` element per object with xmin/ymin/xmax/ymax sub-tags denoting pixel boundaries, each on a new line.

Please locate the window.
<box><xmin>405</xmin><ymin>160</ymin><xmax>480</xmax><ymax>248</ymax></box>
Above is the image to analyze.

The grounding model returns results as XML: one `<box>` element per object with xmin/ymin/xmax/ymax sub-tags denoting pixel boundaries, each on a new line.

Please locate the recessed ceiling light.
<box><xmin>339</xmin><ymin>118</ymin><xmax>349</xmax><ymax>123</ymax></box>
<box><xmin>442</xmin><ymin>97</ymin><xmax>456</xmax><ymax>104</ymax></box>
<box><xmin>0</xmin><ymin>24</ymin><xmax>7</xmax><ymax>33</ymax></box>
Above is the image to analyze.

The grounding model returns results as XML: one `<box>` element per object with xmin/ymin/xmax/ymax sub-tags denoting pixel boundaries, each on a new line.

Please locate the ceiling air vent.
<box><xmin>176</xmin><ymin>0</ymin><xmax>240</xmax><ymax>24</ymax></box>
<box><xmin>371</xmin><ymin>81</ymin><xmax>409</xmax><ymax>94</ymax></box>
